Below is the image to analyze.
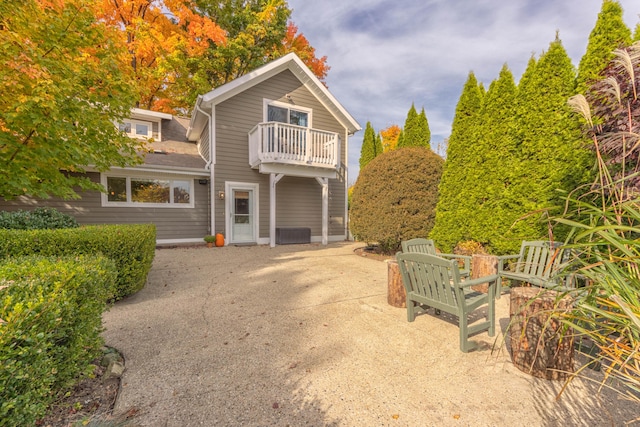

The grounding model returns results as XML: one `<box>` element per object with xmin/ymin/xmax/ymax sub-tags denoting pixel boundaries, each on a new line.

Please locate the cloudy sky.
<box><xmin>287</xmin><ymin>0</ymin><xmax>640</xmax><ymax>183</ymax></box>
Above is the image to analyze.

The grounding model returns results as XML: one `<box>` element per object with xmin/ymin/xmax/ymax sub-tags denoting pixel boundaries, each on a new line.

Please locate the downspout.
<box><xmin>196</xmin><ymin>98</ymin><xmax>215</xmax><ymax>237</ymax></box>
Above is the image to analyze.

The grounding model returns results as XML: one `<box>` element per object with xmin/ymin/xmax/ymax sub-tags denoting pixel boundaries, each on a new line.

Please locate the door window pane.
<box><xmin>234</xmin><ymin>191</ymin><xmax>250</xmax><ymax>214</ymax></box>
<box><xmin>267</xmin><ymin>105</ymin><xmax>288</xmax><ymax>123</ymax></box>
<box><xmin>290</xmin><ymin>110</ymin><xmax>308</xmax><ymax>127</ymax></box>
<box><xmin>107</xmin><ymin>177</ymin><xmax>127</xmax><ymax>202</ymax></box>
<box><xmin>131</xmin><ymin>179</ymin><xmax>170</xmax><ymax>203</ymax></box>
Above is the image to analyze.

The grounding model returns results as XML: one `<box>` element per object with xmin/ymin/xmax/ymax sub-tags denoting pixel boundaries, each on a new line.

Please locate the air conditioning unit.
<box><xmin>276</xmin><ymin>227</ymin><xmax>311</xmax><ymax>244</ymax></box>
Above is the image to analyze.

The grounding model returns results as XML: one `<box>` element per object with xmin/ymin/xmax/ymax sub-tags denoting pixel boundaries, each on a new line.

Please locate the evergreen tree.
<box><xmin>576</xmin><ymin>0</ymin><xmax>632</xmax><ymax>94</ymax></box>
<box><xmin>396</xmin><ymin>130</ymin><xmax>405</xmax><ymax>148</ymax></box>
<box><xmin>359</xmin><ymin>121</ymin><xmax>380</xmax><ymax>169</ymax></box>
<box><xmin>397</xmin><ymin>104</ymin><xmax>431</xmax><ymax>149</ymax></box>
<box><xmin>397</xmin><ymin>104</ymin><xmax>431</xmax><ymax>148</ymax></box>
<box><xmin>375</xmin><ymin>133</ymin><xmax>383</xmax><ymax>157</ymax></box>
<box><xmin>634</xmin><ymin>22</ymin><xmax>640</xmax><ymax>41</ymax></box>
<box><xmin>469</xmin><ymin>64</ymin><xmax>518</xmax><ymax>253</ymax></box>
<box><xmin>512</xmin><ymin>37</ymin><xmax>594</xmax><ymax>249</ymax></box>
<box><xmin>397</xmin><ymin>104</ymin><xmax>417</xmax><ymax>149</ymax></box>
<box><xmin>416</xmin><ymin>108</ymin><xmax>432</xmax><ymax>149</ymax></box>
<box><xmin>431</xmin><ymin>72</ymin><xmax>485</xmax><ymax>252</ymax></box>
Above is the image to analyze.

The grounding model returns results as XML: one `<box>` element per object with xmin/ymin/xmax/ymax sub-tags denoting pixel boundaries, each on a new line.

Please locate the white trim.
<box><xmin>157</xmin><ymin>238</ymin><xmax>205</xmax><ymax>245</ymax></box>
<box><xmin>225</xmin><ymin>181</ymin><xmax>260</xmax><ymax>244</ymax></box>
<box><xmin>100</xmin><ymin>173</ymin><xmax>195</xmax><ymax>208</ymax></box>
<box><xmin>131</xmin><ymin>108</ymin><xmax>172</xmax><ymax>121</ymax></box>
<box><xmin>105</xmin><ymin>165</ymin><xmax>209</xmax><ymax>177</ymax></box>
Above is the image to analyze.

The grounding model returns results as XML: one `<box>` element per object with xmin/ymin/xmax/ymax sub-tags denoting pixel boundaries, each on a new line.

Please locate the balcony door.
<box><xmin>226</xmin><ymin>182</ymin><xmax>259</xmax><ymax>244</ymax></box>
<box><xmin>267</xmin><ymin>104</ymin><xmax>309</xmax><ymax>127</ymax></box>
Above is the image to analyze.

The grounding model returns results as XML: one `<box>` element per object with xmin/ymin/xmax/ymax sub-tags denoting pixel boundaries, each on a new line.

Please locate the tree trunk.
<box><xmin>387</xmin><ymin>260</ymin><xmax>406</xmax><ymax>308</ymax></box>
<box><xmin>471</xmin><ymin>254</ymin><xmax>498</xmax><ymax>293</ymax></box>
<box><xmin>509</xmin><ymin>287</ymin><xmax>574</xmax><ymax>380</ymax></box>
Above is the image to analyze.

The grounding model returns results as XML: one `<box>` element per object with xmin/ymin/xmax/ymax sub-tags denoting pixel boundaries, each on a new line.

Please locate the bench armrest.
<box><xmin>460</xmin><ymin>274</ymin><xmax>498</xmax><ymax>288</ymax></box>
<box><xmin>497</xmin><ymin>254</ymin><xmax>519</xmax><ymax>272</ymax></box>
<box><xmin>439</xmin><ymin>253</ymin><xmax>471</xmax><ymax>277</ymax></box>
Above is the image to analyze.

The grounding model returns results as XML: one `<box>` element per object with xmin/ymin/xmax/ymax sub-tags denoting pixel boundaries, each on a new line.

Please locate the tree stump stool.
<box><xmin>471</xmin><ymin>254</ymin><xmax>498</xmax><ymax>293</ymax></box>
<box><xmin>387</xmin><ymin>260</ymin><xmax>406</xmax><ymax>308</ymax></box>
<box><xmin>509</xmin><ymin>287</ymin><xmax>574</xmax><ymax>380</ymax></box>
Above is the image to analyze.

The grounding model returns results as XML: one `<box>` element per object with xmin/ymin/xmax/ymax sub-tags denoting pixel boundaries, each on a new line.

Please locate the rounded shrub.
<box><xmin>350</xmin><ymin>147</ymin><xmax>444</xmax><ymax>254</ymax></box>
<box><xmin>0</xmin><ymin>207</ymin><xmax>78</xmax><ymax>230</ymax></box>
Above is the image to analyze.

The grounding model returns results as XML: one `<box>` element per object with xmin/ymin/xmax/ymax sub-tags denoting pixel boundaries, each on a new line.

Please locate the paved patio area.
<box><xmin>102</xmin><ymin>242</ymin><xmax>637</xmax><ymax>426</ymax></box>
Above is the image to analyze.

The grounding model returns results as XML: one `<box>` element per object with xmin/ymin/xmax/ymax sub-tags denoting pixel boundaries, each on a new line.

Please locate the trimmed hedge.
<box><xmin>0</xmin><ymin>256</ymin><xmax>117</xmax><ymax>426</ymax></box>
<box><xmin>0</xmin><ymin>224</ymin><xmax>156</xmax><ymax>300</ymax></box>
<box><xmin>350</xmin><ymin>147</ymin><xmax>444</xmax><ymax>254</ymax></box>
<box><xmin>0</xmin><ymin>207</ymin><xmax>78</xmax><ymax>230</ymax></box>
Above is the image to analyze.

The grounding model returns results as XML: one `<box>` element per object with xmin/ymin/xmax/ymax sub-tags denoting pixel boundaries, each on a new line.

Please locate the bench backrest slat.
<box><xmin>514</xmin><ymin>240</ymin><xmax>563</xmax><ymax>279</ymax></box>
<box><xmin>397</xmin><ymin>252</ymin><xmax>461</xmax><ymax>311</ymax></box>
<box><xmin>401</xmin><ymin>238</ymin><xmax>437</xmax><ymax>255</ymax></box>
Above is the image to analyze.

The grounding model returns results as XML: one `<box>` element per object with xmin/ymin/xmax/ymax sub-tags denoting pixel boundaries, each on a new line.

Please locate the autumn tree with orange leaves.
<box><xmin>280</xmin><ymin>22</ymin><xmax>330</xmax><ymax>83</ymax></box>
<box><xmin>0</xmin><ymin>0</ymin><xmax>147</xmax><ymax>199</ymax></box>
<box><xmin>380</xmin><ymin>125</ymin><xmax>401</xmax><ymax>152</ymax></box>
<box><xmin>98</xmin><ymin>0</ymin><xmax>226</xmax><ymax>112</ymax></box>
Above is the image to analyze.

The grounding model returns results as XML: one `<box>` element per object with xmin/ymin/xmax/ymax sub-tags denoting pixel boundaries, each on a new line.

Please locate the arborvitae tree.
<box><xmin>359</xmin><ymin>121</ymin><xmax>381</xmax><ymax>169</ymax></box>
<box><xmin>397</xmin><ymin>104</ymin><xmax>417</xmax><ymax>149</ymax></box>
<box><xmin>431</xmin><ymin>72</ymin><xmax>485</xmax><ymax>252</ymax></box>
<box><xmin>511</xmin><ymin>37</ymin><xmax>594</xmax><ymax>249</ymax></box>
<box><xmin>375</xmin><ymin>133</ymin><xmax>383</xmax><ymax>156</ymax></box>
<box><xmin>396</xmin><ymin>130</ymin><xmax>405</xmax><ymax>148</ymax></box>
<box><xmin>469</xmin><ymin>64</ymin><xmax>519</xmax><ymax>253</ymax></box>
<box><xmin>396</xmin><ymin>104</ymin><xmax>431</xmax><ymax>149</ymax></box>
<box><xmin>576</xmin><ymin>0</ymin><xmax>632</xmax><ymax>94</ymax></box>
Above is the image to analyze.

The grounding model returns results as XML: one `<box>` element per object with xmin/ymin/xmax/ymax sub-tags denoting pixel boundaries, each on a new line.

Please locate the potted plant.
<box><xmin>203</xmin><ymin>235</ymin><xmax>216</xmax><ymax>248</ymax></box>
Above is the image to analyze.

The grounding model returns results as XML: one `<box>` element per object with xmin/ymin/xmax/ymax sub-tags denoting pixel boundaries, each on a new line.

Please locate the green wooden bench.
<box><xmin>497</xmin><ymin>240</ymin><xmax>572</xmax><ymax>292</ymax></box>
<box><xmin>401</xmin><ymin>238</ymin><xmax>471</xmax><ymax>278</ymax></box>
<box><xmin>396</xmin><ymin>252</ymin><xmax>498</xmax><ymax>352</ymax></box>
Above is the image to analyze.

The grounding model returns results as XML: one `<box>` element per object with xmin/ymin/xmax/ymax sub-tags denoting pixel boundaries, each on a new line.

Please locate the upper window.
<box><xmin>102</xmin><ymin>175</ymin><xmax>193</xmax><ymax>208</ymax></box>
<box><xmin>119</xmin><ymin>119</ymin><xmax>153</xmax><ymax>140</ymax></box>
<box><xmin>265</xmin><ymin>100</ymin><xmax>311</xmax><ymax>127</ymax></box>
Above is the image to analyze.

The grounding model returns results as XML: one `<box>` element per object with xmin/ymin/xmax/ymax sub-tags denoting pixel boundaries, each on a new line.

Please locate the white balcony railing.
<box><xmin>248</xmin><ymin>122</ymin><xmax>340</xmax><ymax>170</ymax></box>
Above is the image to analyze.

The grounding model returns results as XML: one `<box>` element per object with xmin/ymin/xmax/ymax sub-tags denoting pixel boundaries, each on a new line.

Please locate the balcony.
<box><xmin>248</xmin><ymin>122</ymin><xmax>341</xmax><ymax>178</ymax></box>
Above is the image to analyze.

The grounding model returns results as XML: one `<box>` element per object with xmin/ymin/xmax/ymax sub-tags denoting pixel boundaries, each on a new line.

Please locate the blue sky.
<box><xmin>287</xmin><ymin>0</ymin><xmax>640</xmax><ymax>184</ymax></box>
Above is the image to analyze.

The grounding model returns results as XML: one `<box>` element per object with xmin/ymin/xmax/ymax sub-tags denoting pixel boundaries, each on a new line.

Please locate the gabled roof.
<box><xmin>187</xmin><ymin>53</ymin><xmax>361</xmax><ymax>140</ymax></box>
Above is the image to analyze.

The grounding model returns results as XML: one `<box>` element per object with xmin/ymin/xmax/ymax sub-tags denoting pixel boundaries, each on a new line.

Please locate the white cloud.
<box><xmin>288</xmin><ymin>0</ymin><xmax>640</xmax><ymax>183</ymax></box>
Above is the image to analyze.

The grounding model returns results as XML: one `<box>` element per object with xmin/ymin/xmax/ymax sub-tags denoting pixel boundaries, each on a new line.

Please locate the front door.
<box><xmin>227</xmin><ymin>183</ymin><xmax>258</xmax><ymax>244</ymax></box>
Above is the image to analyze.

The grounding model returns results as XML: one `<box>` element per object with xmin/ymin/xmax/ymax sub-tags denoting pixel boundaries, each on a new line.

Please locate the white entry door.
<box><xmin>227</xmin><ymin>183</ymin><xmax>258</xmax><ymax>244</ymax></box>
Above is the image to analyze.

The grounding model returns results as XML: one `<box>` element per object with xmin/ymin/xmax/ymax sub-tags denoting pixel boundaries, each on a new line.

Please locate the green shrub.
<box><xmin>0</xmin><ymin>256</ymin><xmax>117</xmax><ymax>426</ymax></box>
<box><xmin>0</xmin><ymin>224</ymin><xmax>156</xmax><ymax>300</ymax></box>
<box><xmin>0</xmin><ymin>207</ymin><xmax>78</xmax><ymax>230</ymax></box>
<box><xmin>350</xmin><ymin>147</ymin><xmax>444</xmax><ymax>254</ymax></box>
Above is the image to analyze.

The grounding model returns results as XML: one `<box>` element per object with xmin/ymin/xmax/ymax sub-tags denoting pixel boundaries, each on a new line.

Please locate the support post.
<box><xmin>315</xmin><ymin>177</ymin><xmax>329</xmax><ymax>245</ymax></box>
<box><xmin>269</xmin><ymin>173</ymin><xmax>284</xmax><ymax>248</ymax></box>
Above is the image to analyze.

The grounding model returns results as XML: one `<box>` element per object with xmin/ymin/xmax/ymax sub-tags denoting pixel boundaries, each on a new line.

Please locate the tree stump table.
<box><xmin>471</xmin><ymin>254</ymin><xmax>498</xmax><ymax>293</ymax></box>
<box><xmin>509</xmin><ymin>287</ymin><xmax>574</xmax><ymax>380</ymax></box>
<box><xmin>387</xmin><ymin>260</ymin><xmax>406</xmax><ymax>308</ymax></box>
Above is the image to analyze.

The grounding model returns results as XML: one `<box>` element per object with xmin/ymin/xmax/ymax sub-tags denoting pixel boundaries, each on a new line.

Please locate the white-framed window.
<box><xmin>264</xmin><ymin>99</ymin><xmax>312</xmax><ymax>127</ymax></box>
<box><xmin>101</xmin><ymin>174</ymin><xmax>194</xmax><ymax>208</ymax></box>
<box><xmin>118</xmin><ymin>119</ymin><xmax>154</xmax><ymax>140</ymax></box>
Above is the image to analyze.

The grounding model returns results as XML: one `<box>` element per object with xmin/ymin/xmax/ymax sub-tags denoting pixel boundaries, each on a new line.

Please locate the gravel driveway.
<box><xmin>102</xmin><ymin>242</ymin><xmax>638</xmax><ymax>426</ymax></box>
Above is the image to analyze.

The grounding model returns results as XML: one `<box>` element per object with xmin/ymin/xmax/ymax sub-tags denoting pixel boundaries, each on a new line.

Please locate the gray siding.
<box><xmin>213</xmin><ymin>69</ymin><xmax>348</xmax><ymax>239</ymax></box>
<box><xmin>0</xmin><ymin>172</ymin><xmax>210</xmax><ymax>241</ymax></box>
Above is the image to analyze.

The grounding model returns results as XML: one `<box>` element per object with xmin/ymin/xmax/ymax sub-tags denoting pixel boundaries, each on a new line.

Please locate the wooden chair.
<box><xmin>401</xmin><ymin>238</ymin><xmax>471</xmax><ymax>278</ymax></box>
<box><xmin>497</xmin><ymin>240</ymin><xmax>572</xmax><ymax>292</ymax></box>
<box><xmin>396</xmin><ymin>252</ymin><xmax>498</xmax><ymax>352</ymax></box>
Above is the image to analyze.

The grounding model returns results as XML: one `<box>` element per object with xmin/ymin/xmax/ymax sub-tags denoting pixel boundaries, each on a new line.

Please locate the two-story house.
<box><xmin>0</xmin><ymin>53</ymin><xmax>361</xmax><ymax>246</ymax></box>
